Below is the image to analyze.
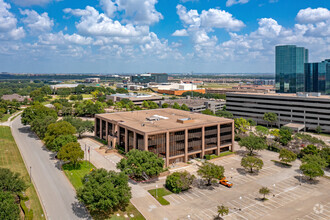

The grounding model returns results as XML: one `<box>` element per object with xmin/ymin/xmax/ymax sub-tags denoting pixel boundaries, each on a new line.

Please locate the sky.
<box><xmin>0</xmin><ymin>0</ymin><xmax>329</xmax><ymax>74</ymax></box>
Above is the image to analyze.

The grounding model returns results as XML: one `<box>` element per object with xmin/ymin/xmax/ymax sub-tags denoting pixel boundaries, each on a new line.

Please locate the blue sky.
<box><xmin>0</xmin><ymin>0</ymin><xmax>329</xmax><ymax>73</ymax></box>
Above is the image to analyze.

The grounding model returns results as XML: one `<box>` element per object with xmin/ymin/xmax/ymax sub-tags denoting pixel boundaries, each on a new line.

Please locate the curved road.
<box><xmin>11</xmin><ymin>116</ymin><xmax>90</xmax><ymax>220</ymax></box>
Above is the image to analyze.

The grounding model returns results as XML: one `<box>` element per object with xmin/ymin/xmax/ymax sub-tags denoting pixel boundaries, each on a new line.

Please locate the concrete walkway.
<box><xmin>78</xmin><ymin>138</ymin><xmax>174</xmax><ymax>220</ymax></box>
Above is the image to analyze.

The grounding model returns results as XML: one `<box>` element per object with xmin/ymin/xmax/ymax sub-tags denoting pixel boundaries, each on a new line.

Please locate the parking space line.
<box><xmin>167</xmin><ymin>195</ymin><xmax>181</xmax><ymax>205</ymax></box>
<box><xmin>190</xmin><ymin>191</ymin><xmax>200</xmax><ymax>197</ymax></box>
<box><xmin>310</xmin><ymin>212</ymin><xmax>328</xmax><ymax>220</ymax></box>
<box><xmin>193</xmin><ymin>213</ymin><xmax>205</xmax><ymax>220</ymax></box>
<box><xmin>201</xmin><ymin>210</ymin><xmax>213</xmax><ymax>219</ymax></box>
<box><xmin>177</xmin><ymin>194</ymin><xmax>187</xmax><ymax>201</ymax></box>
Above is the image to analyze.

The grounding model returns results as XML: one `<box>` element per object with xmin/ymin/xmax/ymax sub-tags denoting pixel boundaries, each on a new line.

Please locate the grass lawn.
<box><xmin>148</xmin><ymin>188</ymin><xmax>172</xmax><ymax>205</ymax></box>
<box><xmin>198</xmin><ymin>83</ymin><xmax>239</xmax><ymax>89</ymax></box>
<box><xmin>0</xmin><ymin>126</ymin><xmax>45</xmax><ymax>219</ymax></box>
<box><xmin>1</xmin><ymin>113</ymin><xmax>11</xmax><ymax>122</ymax></box>
<box><xmin>63</xmin><ymin>161</ymin><xmax>145</xmax><ymax>220</ymax></box>
<box><xmin>10</xmin><ymin>112</ymin><xmax>21</xmax><ymax>121</ymax></box>
<box><xmin>62</xmin><ymin>161</ymin><xmax>95</xmax><ymax>189</ymax></box>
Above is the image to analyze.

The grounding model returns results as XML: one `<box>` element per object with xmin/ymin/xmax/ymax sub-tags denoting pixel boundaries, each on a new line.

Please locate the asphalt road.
<box><xmin>11</xmin><ymin>116</ymin><xmax>90</xmax><ymax>220</ymax></box>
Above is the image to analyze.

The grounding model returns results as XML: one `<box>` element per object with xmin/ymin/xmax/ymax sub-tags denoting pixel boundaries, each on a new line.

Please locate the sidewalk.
<box><xmin>78</xmin><ymin>138</ymin><xmax>174</xmax><ymax>220</ymax></box>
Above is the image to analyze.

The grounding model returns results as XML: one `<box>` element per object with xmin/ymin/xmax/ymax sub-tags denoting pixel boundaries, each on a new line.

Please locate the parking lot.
<box><xmin>142</xmin><ymin>150</ymin><xmax>330</xmax><ymax>220</ymax></box>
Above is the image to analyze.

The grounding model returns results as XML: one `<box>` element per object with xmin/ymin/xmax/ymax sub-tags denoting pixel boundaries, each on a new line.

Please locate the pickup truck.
<box><xmin>219</xmin><ymin>177</ymin><xmax>233</xmax><ymax>188</ymax></box>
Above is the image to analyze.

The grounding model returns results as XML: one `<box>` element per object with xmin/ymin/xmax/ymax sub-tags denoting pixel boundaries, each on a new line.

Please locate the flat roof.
<box><xmin>227</xmin><ymin>92</ymin><xmax>330</xmax><ymax>99</ymax></box>
<box><xmin>164</xmin><ymin>99</ymin><xmax>225</xmax><ymax>107</ymax></box>
<box><xmin>96</xmin><ymin>108</ymin><xmax>233</xmax><ymax>134</ymax></box>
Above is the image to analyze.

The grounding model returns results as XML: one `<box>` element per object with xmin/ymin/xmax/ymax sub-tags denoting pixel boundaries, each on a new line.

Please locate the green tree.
<box><xmin>172</xmin><ymin>102</ymin><xmax>181</xmax><ymax>109</ymax></box>
<box><xmin>57</xmin><ymin>142</ymin><xmax>84</xmax><ymax>167</ymax></box>
<box><xmin>0</xmin><ymin>191</ymin><xmax>20</xmax><ymax>220</ymax></box>
<box><xmin>148</xmin><ymin>101</ymin><xmax>159</xmax><ymax>109</ymax></box>
<box><xmin>315</xmin><ymin>125</ymin><xmax>322</xmax><ymax>134</ymax></box>
<box><xmin>116</xmin><ymin>88</ymin><xmax>128</xmax><ymax>94</ymax></box>
<box><xmin>117</xmin><ymin>150</ymin><xmax>164</xmax><ymax>179</ymax></box>
<box><xmin>180</xmin><ymin>104</ymin><xmax>190</xmax><ymax>111</ymax></box>
<box><xmin>63</xmin><ymin>116</ymin><xmax>94</xmax><ymax>138</ymax></box>
<box><xmin>259</xmin><ymin>187</ymin><xmax>270</xmax><ymax>200</ymax></box>
<box><xmin>234</xmin><ymin>118</ymin><xmax>249</xmax><ymax>133</ymax></box>
<box><xmin>299</xmin><ymin>145</ymin><xmax>320</xmax><ymax>158</ymax></box>
<box><xmin>247</xmin><ymin>118</ymin><xmax>256</xmax><ymax>127</ymax></box>
<box><xmin>279</xmin><ymin>149</ymin><xmax>297</xmax><ymax>165</ymax></box>
<box><xmin>320</xmin><ymin>147</ymin><xmax>330</xmax><ymax>167</ymax></box>
<box><xmin>0</xmin><ymin>168</ymin><xmax>27</xmax><ymax>194</ymax></box>
<box><xmin>241</xmin><ymin>156</ymin><xmax>263</xmax><ymax>173</ymax></box>
<box><xmin>165</xmin><ymin>171</ymin><xmax>195</xmax><ymax>193</ymax></box>
<box><xmin>301</xmin><ymin>154</ymin><xmax>328</xmax><ymax>169</ymax></box>
<box><xmin>255</xmin><ymin>125</ymin><xmax>269</xmax><ymax>138</ymax></box>
<box><xmin>217</xmin><ymin>205</ymin><xmax>229</xmax><ymax>219</ymax></box>
<box><xmin>201</xmin><ymin>109</ymin><xmax>214</xmax><ymax>115</ymax></box>
<box><xmin>45</xmin><ymin>134</ymin><xmax>77</xmax><ymax>152</ymax></box>
<box><xmin>300</xmin><ymin>162</ymin><xmax>324</xmax><ymax>180</ymax></box>
<box><xmin>21</xmin><ymin>104</ymin><xmax>57</xmax><ymax>125</ymax></box>
<box><xmin>106</xmin><ymin>99</ymin><xmax>114</xmax><ymax>106</ymax></box>
<box><xmin>162</xmin><ymin>103</ymin><xmax>169</xmax><ymax>108</ymax></box>
<box><xmin>239</xmin><ymin>134</ymin><xmax>267</xmax><ymax>155</ymax></box>
<box><xmin>270</xmin><ymin>129</ymin><xmax>280</xmax><ymax>140</ymax></box>
<box><xmin>197</xmin><ymin>162</ymin><xmax>225</xmax><ymax>186</ymax></box>
<box><xmin>142</xmin><ymin>100</ymin><xmax>150</xmax><ymax>109</ymax></box>
<box><xmin>263</xmin><ymin>112</ymin><xmax>277</xmax><ymax>127</ymax></box>
<box><xmin>77</xmin><ymin>169</ymin><xmax>131</xmax><ymax>213</ymax></box>
<box><xmin>278</xmin><ymin>127</ymin><xmax>293</xmax><ymax>146</ymax></box>
<box><xmin>30</xmin><ymin>116</ymin><xmax>57</xmax><ymax>139</ymax></box>
<box><xmin>45</xmin><ymin>121</ymin><xmax>76</xmax><ymax>137</ymax></box>
<box><xmin>216</xmin><ymin>110</ymin><xmax>233</xmax><ymax>119</ymax></box>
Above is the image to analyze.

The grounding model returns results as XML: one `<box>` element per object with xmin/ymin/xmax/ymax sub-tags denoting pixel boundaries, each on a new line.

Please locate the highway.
<box><xmin>11</xmin><ymin>116</ymin><xmax>90</xmax><ymax>220</ymax></box>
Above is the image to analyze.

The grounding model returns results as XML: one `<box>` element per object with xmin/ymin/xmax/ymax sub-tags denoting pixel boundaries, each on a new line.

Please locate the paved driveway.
<box><xmin>11</xmin><ymin>117</ymin><xmax>90</xmax><ymax>220</ymax></box>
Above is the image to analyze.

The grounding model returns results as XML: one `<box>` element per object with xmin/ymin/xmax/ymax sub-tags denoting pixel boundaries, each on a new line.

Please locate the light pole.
<box><xmin>30</xmin><ymin>166</ymin><xmax>32</xmax><ymax>183</ymax></box>
<box><xmin>156</xmin><ymin>184</ymin><xmax>158</xmax><ymax>199</ymax></box>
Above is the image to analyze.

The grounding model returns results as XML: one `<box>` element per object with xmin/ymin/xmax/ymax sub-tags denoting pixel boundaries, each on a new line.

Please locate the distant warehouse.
<box><xmin>226</xmin><ymin>92</ymin><xmax>330</xmax><ymax>133</ymax></box>
<box><xmin>95</xmin><ymin>109</ymin><xmax>234</xmax><ymax>166</ymax></box>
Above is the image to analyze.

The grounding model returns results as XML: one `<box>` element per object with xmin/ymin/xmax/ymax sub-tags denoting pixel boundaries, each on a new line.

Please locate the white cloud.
<box><xmin>100</xmin><ymin>0</ymin><xmax>117</xmax><ymax>18</ymax></box>
<box><xmin>172</xmin><ymin>29</ymin><xmax>188</xmax><ymax>36</ymax></box>
<box><xmin>0</xmin><ymin>0</ymin><xmax>25</xmax><ymax>40</ymax></box>
<box><xmin>38</xmin><ymin>31</ymin><xmax>93</xmax><ymax>45</ymax></box>
<box><xmin>296</xmin><ymin>7</ymin><xmax>330</xmax><ymax>24</ymax></box>
<box><xmin>116</xmin><ymin>0</ymin><xmax>163</xmax><ymax>25</ymax></box>
<box><xmin>10</xmin><ymin>0</ymin><xmax>60</xmax><ymax>7</ymax></box>
<box><xmin>64</xmin><ymin>6</ymin><xmax>149</xmax><ymax>37</ymax></box>
<box><xmin>226</xmin><ymin>0</ymin><xmax>249</xmax><ymax>7</ymax></box>
<box><xmin>200</xmin><ymin>8</ymin><xmax>245</xmax><ymax>31</ymax></box>
<box><xmin>20</xmin><ymin>9</ymin><xmax>54</xmax><ymax>33</ymax></box>
<box><xmin>176</xmin><ymin>4</ymin><xmax>245</xmax><ymax>31</ymax></box>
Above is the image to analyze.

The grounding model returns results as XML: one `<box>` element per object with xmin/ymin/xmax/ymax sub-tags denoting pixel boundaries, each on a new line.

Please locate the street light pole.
<box><xmin>156</xmin><ymin>184</ymin><xmax>158</xmax><ymax>199</ymax></box>
<box><xmin>30</xmin><ymin>166</ymin><xmax>32</xmax><ymax>183</ymax></box>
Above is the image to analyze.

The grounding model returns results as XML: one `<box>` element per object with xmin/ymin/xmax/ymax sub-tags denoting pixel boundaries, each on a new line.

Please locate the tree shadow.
<box><xmin>194</xmin><ymin>179</ymin><xmax>219</xmax><ymax>190</ymax></box>
<box><xmin>71</xmin><ymin>201</ymin><xmax>91</xmax><ymax>219</ymax></box>
<box><xmin>236</xmin><ymin>168</ymin><xmax>247</xmax><ymax>176</ymax></box>
<box><xmin>18</xmin><ymin>126</ymin><xmax>39</xmax><ymax>140</ymax></box>
<box><xmin>293</xmin><ymin>175</ymin><xmax>320</xmax><ymax>185</ymax></box>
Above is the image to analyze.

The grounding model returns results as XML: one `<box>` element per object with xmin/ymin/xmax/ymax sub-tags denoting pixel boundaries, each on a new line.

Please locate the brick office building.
<box><xmin>95</xmin><ymin>109</ymin><xmax>234</xmax><ymax>166</ymax></box>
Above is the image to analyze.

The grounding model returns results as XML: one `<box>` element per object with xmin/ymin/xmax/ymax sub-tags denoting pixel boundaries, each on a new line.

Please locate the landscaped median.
<box><xmin>0</xmin><ymin>126</ymin><xmax>45</xmax><ymax>219</ymax></box>
<box><xmin>205</xmin><ymin>151</ymin><xmax>235</xmax><ymax>160</ymax></box>
<box><xmin>148</xmin><ymin>188</ymin><xmax>172</xmax><ymax>205</ymax></box>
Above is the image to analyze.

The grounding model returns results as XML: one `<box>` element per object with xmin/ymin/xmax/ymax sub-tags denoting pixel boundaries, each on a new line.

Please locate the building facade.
<box><xmin>106</xmin><ymin>93</ymin><xmax>163</xmax><ymax>106</ymax></box>
<box><xmin>226</xmin><ymin>92</ymin><xmax>330</xmax><ymax>133</ymax></box>
<box><xmin>305</xmin><ymin>59</ymin><xmax>330</xmax><ymax>95</ymax></box>
<box><xmin>131</xmin><ymin>73</ymin><xmax>168</xmax><ymax>84</ymax></box>
<box><xmin>275</xmin><ymin>45</ymin><xmax>309</xmax><ymax>93</ymax></box>
<box><xmin>95</xmin><ymin>109</ymin><xmax>234</xmax><ymax>166</ymax></box>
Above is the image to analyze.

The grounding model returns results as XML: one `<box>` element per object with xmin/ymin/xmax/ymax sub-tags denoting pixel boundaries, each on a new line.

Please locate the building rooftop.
<box><xmin>110</xmin><ymin>93</ymin><xmax>153</xmax><ymax>98</ymax></box>
<box><xmin>227</xmin><ymin>92</ymin><xmax>330</xmax><ymax>99</ymax></box>
<box><xmin>164</xmin><ymin>98</ymin><xmax>225</xmax><ymax>107</ymax></box>
<box><xmin>96</xmin><ymin>108</ymin><xmax>232</xmax><ymax>134</ymax></box>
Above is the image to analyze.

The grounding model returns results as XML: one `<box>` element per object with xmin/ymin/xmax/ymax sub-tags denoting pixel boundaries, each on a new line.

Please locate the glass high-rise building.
<box><xmin>275</xmin><ymin>45</ymin><xmax>309</xmax><ymax>93</ymax></box>
<box><xmin>305</xmin><ymin>59</ymin><xmax>330</xmax><ymax>95</ymax></box>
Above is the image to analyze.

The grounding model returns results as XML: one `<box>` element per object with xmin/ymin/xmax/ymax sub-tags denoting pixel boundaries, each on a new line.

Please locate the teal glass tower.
<box><xmin>305</xmin><ymin>59</ymin><xmax>330</xmax><ymax>95</ymax></box>
<box><xmin>275</xmin><ymin>45</ymin><xmax>309</xmax><ymax>93</ymax></box>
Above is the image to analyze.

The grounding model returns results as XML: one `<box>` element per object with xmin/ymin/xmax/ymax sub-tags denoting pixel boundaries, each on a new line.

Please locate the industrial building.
<box><xmin>156</xmin><ymin>83</ymin><xmax>205</xmax><ymax>96</ymax></box>
<box><xmin>85</xmin><ymin>78</ymin><xmax>100</xmax><ymax>83</ymax></box>
<box><xmin>106</xmin><ymin>93</ymin><xmax>163</xmax><ymax>106</ymax></box>
<box><xmin>95</xmin><ymin>109</ymin><xmax>234</xmax><ymax>166</ymax></box>
<box><xmin>131</xmin><ymin>73</ymin><xmax>168</xmax><ymax>84</ymax></box>
<box><xmin>226</xmin><ymin>92</ymin><xmax>330</xmax><ymax>133</ymax></box>
<box><xmin>160</xmin><ymin>98</ymin><xmax>225</xmax><ymax>114</ymax></box>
